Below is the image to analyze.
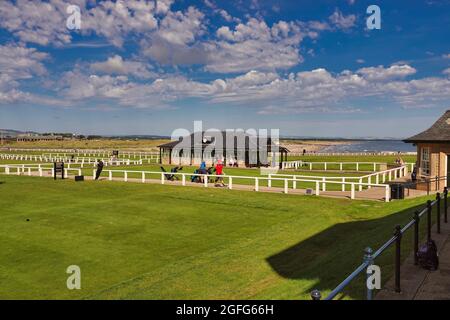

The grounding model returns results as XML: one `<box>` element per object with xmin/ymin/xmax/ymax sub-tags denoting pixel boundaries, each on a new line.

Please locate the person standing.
<box><xmin>215</xmin><ymin>159</ymin><xmax>225</xmax><ymax>186</ymax></box>
<box><xmin>95</xmin><ymin>159</ymin><xmax>104</xmax><ymax>180</ymax></box>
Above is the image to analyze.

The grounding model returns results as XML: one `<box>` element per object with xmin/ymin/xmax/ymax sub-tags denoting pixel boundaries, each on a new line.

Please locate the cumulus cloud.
<box><xmin>90</xmin><ymin>55</ymin><xmax>155</xmax><ymax>79</ymax></box>
<box><xmin>357</xmin><ymin>65</ymin><xmax>417</xmax><ymax>81</ymax></box>
<box><xmin>205</xmin><ymin>18</ymin><xmax>306</xmax><ymax>73</ymax></box>
<box><xmin>328</xmin><ymin>9</ymin><xmax>357</xmax><ymax>30</ymax></box>
<box><xmin>0</xmin><ymin>43</ymin><xmax>49</xmax><ymax>103</ymax></box>
<box><xmin>53</xmin><ymin>65</ymin><xmax>450</xmax><ymax>112</ymax></box>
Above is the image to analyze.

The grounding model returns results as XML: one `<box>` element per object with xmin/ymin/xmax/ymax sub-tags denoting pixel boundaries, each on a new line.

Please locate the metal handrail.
<box><xmin>314</xmin><ymin>188</ymin><xmax>448</xmax><ymax>300</ymax></box>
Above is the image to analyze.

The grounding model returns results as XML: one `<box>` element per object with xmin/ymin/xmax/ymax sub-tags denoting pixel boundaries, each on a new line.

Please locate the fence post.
<box><xmin>364</xmin><ymin>247</ymin><xmax>374</xmax><ymax>300</ymax></box>
<box><xmin>413</xmin><ymin>211</ymin><xmax>420</xmax><ymax>265</ymax></box>
<box><xmin>228</xmin><ymin>176</ymin><xmax>233</xmax><ymax>190</ymax></box>
<box><xmin>141</xmin><ymin>172</ymin><xmax>145</xmax><ymax>183</ymax></box>
<box><xmin>436</xmin><ymin>193</ymin><xmax>441</xmax><ymax>234</ymax></box>
<box><xmin>385</xmin><ymin>185</ymin><xmax>390</xmax><ymax>202</ymax></box>
<box><xmin>310</xmin><ymin>289</ymin><xmax>321</xmax><ymax>300</ymax></box>
<box><xmin>204</xmin><ymin>176</ymin><xmax>208</xmax><ymax>187</ymax></box>
<box><xmin>161</xmin><ymin>172</ymin><xmax>165</xmax><ymax>185</ymax></box>
<box><xmin>315</xmin><ymin>181</ymin><xmax>320</xmax><ymax>196</ymax></box>
<box><xmin>255</xmin><ymin>178</ymin><xmax>259</xmax><ymax>192</ymax></box>
<box><xmin>268</xmin><ymin>174</ymin><xmax>271</xmax><ymax>188</ymax></box>
<box><xmin>426</xmin><ymin>200</ymin><xmax>432</xmax><ymax>241</ymax></box>
<box><xmin>445</xmin><ymin>187</ymin><xmax>448</xmax><ymax>223</ymax></box>
<box><xmin>394</xmin><ymin>225</ymin><xmax>402</xmax><ymax>293</ymax></box>
<box><xmin>351</xmin><ymin>183</ymin><xmax>355</xmax><ymax>199</ymax></box>
<box><xmin>284</xmin><ymin>179</ymin><xmax>288</xmax><ymax>194</ymax></box>
<box><xmin>182</xmin><ymin>174</ymin><xmax>186</xmax><ymax>186</ymax></box>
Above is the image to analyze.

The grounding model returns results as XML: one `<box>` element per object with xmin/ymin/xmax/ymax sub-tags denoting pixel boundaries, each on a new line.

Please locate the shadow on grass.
<box><xmin>266</xmin><ymin>202</ymin><xmax>432</xmax><ymax>300</ymax></box>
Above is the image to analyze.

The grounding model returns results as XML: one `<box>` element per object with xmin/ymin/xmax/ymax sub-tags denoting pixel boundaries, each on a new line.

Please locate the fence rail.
<box><xmin>288</xmin><ymin>151</ymin><xmax>417</xmax><ymax>157</ymax></box>
<box><xmin>272</xmin><ymin>165</ymin><xmax>407</xmax><ymax>197</ymax></box>
<box><xmin>0</xmin><ymin>164</ymin><xmax>391</xmax><ymax>201</ymax></box>
<box><xmin>0</xmin><ymin>153</ymin><xmax>141</xmax><ymax>166</ymax></box>
<box><xmin>311</xmin><ymin>187</ymin><xmax>448</xmax><ymax>300</ymax></box>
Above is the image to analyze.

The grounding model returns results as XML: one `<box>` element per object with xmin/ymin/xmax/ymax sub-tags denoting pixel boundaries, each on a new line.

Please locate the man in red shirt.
<box><xmin>215</xmin><ymin>159</ymin><xmax>225</xmax><ymax>186</ymax></box>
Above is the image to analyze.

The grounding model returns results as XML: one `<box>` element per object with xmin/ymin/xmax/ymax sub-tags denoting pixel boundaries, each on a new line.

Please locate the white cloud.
<box><xmin>442</xmin><ymin>53</ymin><xmax>450</xmax><ymax>59</ymax></box>
<box><xmin>443</xmin><ymin>68</ymin><xmax>450</xmax><ymax>76</ymax></box>
<box><xmin>54</xmin><ymin>64</ymin><xmax>450</xmax><ymax>113</ymax></box>
<box><xmin>357</xmin><ymin>65</ymin><xmax>417</xmax><ymax>81</ymax></box>
<box><xmin>206</xmin><ymin>18</ymin><xmax>305</xmax><ymax>73</ymax></box>
<box><xmin>329</xmin><ymin>9</ymin><xmax>357</xmax><ymax>30</ymax></box>
<box><xmin>90</xmin><ymin>55</ymin><xmax>155</xmax><ymax>79</ymax></box>
<box><xmin>0</xmin><ymin>43</ymin><xmax>50</xmax><ymax>103</ymax></box>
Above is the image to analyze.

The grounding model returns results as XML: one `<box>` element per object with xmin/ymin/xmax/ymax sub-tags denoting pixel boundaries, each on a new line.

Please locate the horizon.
<box><xmin>0</xmin><ymin>1</ymin><xmax>449</xmax><ymax>137</ymax></box>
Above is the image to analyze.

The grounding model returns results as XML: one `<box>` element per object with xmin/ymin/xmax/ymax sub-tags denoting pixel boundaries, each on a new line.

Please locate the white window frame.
<box><xmin>421</xmin><ymin>147</ymin><xmax>431</xmax><ymax>176</ymax></box>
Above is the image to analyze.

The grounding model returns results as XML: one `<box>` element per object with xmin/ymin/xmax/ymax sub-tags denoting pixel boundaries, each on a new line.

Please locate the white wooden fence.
<box><xmin>281</xmin><ymin>161</ymin><xmax>387</xmax><ymax>171</ymax></box>
<box><xmin>93</xmin><ymin>169</ymin><xmax>391</xmax><ymax>202</ymax></box>
<box><xmin>0</xmin><ymin>164</ymin><xmax>400</xmax><ymax>202</ymax></box>
<box><xmin>271</xmin><ymin>165</ymin><xmax>407</xmax><ymax>195</ymax></box>
<box><xmin>0</xmin><ymin>153</ymin><xmax>141</xmax><ymax>167</ymax></box>
<box><xmin>0</xmin><ymin>164</ymin><xmax>82</xmax><ymax>177</ymax></box>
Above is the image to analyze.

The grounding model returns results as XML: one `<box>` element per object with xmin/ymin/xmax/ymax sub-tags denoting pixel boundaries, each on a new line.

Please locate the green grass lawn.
<box><xmin>0</xmin><ymin>174</ymin><xmax>436</xmax><ymax>300</ymax></box>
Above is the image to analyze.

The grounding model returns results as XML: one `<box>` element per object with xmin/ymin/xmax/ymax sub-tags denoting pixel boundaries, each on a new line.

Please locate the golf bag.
<box><xmin>417</xmin><ymin>240</ymin><xmax>439</xmax><ymax>271</ymax></box>
<box><xmin>160</xmin><ymin>166</ymin><xmax>182</xmax><ymax>181</ymax></box>
<box><xmin>191</xmin><ymin>169</ymin><xmax>200</xmax><ymax>183</ymax></box>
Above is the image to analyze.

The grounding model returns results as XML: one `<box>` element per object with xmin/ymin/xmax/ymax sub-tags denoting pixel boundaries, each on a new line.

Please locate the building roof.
<box><xmin>158</xmin><ymin>131</ymin><xmax>289</xmax><ymax>152</ymax></box>
<box><xmin>404</xmin><ymin>110</ymin><xmax>450</xmax><ymax>143</ymax></box>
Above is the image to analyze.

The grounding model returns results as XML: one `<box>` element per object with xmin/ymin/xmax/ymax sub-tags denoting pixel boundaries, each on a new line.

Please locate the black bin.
<box><xmin>390</xmin><ymin>183</ymin><xmax>405</xmax><ymax>200</ymax></box>
<box><xmin>75</xmin><ymin>175</ymin><xmax>84</xmax><ymax>182</ymax></box>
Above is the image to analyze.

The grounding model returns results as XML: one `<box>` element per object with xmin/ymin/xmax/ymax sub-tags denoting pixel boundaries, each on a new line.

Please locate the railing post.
<box><xmin>310</xmin><ymin>289</ymin><xmax>321</xmax><ymax>300</ymax></box>
<box><xmin>436</xmin><ymin>193</ymin><xmax>441</xmax><ymax>234</ymax></box>
<box><xmin>427</xmin><ymin>200</ymin><xmax>432</xmax><ymax>241</ymax></box>
<box><xmin>394</xmin><ymin>225</ymin><xmax>402</xmax><ymax>293</ymax></box>
<box><xmin>182</xmin><ymin>174</ymin><xmax>186</xmax><ymax>186</ymax></box>
<box><xmin>255</xmin><ymin>178</ymin><xmax>259</xmax><ymax>192</ymax></box>
<box><xmin>204</xmin><ymin>175</ymin><xmax>208</xmax><ymax>187</ymax></box>
<box><xmin>364</xmin><ymin>247</ymin><xmax>374</xmax><ymax>300</ymax></box>
<box><xmin>413</xmin><ymin>211</ymin><xmax>420</xmax><ymax>265</ymax></box>
<box><xmin>445</xmin><ymin>187</ymin><xmax>448</xmax><ymax>223</ymax></box>
<box><xmin>268</xmin><ymin>174</ymin><xmax>271</xmax><ymax>188</ymax></box>
<box><xmin>228</xmin><ymin>176</ymin><xmax>233</xmax><ymax>190</ymax></box>
<box><xmin>351</xmin><ymin>183</ymin><xmax>355</xmax><ymax>199</ymax></box>
<box><xmin>315</xmin><ymin>181</ymin><xmax>320</xmax><ymax>196</ymax></box>
<box><xmin>284</xmin><ymin>179</ymin><xmax>288</xmax><ymax>194</ymax></box>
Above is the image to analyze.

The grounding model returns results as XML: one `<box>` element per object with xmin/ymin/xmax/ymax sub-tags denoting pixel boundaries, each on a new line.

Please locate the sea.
<box><xmin>321</xmin><ymin>140</ymin><xmax>416</xmax><ymax>153</ymax></box>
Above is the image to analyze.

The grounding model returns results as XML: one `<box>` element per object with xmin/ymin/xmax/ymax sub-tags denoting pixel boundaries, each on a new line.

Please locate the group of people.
<box><xmin>191</xmin><ymin>160</ymin><xmax>225</xmax><ymax>187</ymax></box>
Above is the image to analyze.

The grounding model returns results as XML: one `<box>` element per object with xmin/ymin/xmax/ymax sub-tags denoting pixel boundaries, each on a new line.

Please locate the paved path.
<box><xmin>376</xmin><ymin>219</ymin><xmax>450</xmax><ymax>300</ymax></box>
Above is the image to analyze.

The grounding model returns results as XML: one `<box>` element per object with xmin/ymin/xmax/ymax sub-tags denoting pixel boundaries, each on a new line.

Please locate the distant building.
<box><xmin>158</xmin><ymin>131</ymin><xmax>289</xmax><ymax>168</ymax></box>
<box><xmin>16</xmin><ymin>134</ymin><xmax>64</xmax><ymax>142</ymax></box>
<box><xmin>404</xmin><ymin>110</ymin><xmax>450</xmax><ymax>191</ymax></box>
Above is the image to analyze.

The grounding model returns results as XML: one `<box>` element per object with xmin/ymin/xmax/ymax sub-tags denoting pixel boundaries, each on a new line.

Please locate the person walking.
<box><xmin>95</xmin><ymin>159</ymin><xmax>104</xmax><ymax>180</ymax></box>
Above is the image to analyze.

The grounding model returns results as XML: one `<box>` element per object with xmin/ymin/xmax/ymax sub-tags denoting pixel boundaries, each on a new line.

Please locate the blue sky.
<box><xmin>0</xmin><ymin>0</ymin><xmax>449</xmax><ymax>138</ymax></box>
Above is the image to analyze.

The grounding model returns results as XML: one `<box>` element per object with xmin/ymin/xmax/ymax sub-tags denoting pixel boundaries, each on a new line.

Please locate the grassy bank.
<box><xmin>0</xmin><ymin>174</ymin><xmax>433</xmax><ymax>299</ymax></box>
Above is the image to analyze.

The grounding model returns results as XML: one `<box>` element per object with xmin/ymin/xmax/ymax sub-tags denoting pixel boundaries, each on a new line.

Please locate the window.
<box><xmin>421</xmin><ymin>147</ymin><xmax>430</xmax><ymax>176</ymax></box>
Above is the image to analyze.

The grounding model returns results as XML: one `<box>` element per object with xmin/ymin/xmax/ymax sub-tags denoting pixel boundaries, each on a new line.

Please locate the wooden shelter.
<box><xmin>158</xmin><ymin>131</ymin><xmax>289</xmax><ymax>168</ymax></box>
